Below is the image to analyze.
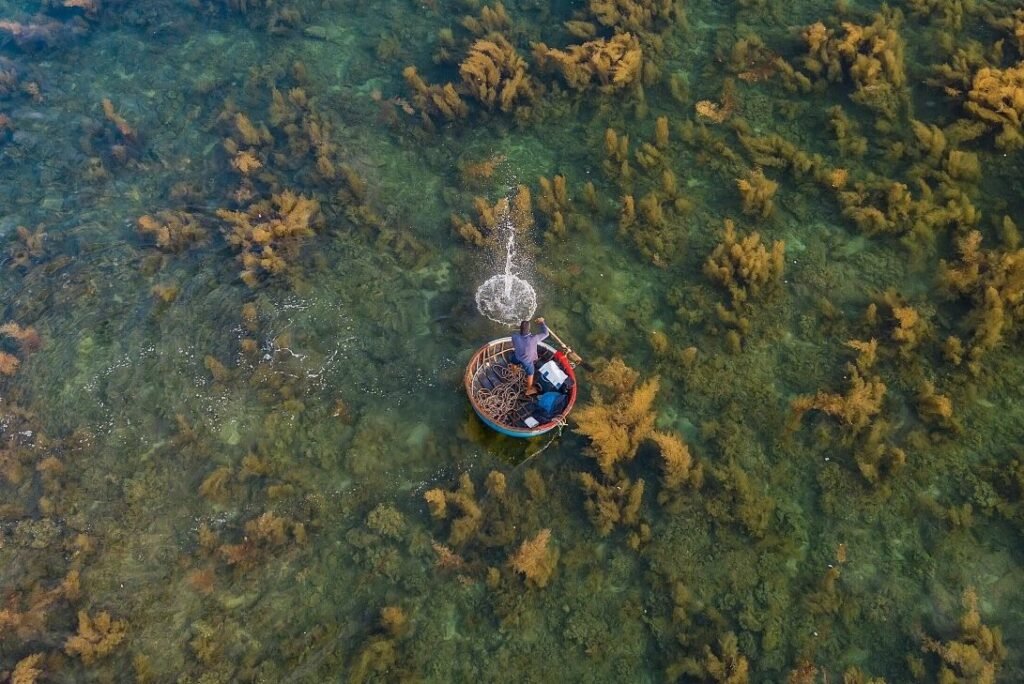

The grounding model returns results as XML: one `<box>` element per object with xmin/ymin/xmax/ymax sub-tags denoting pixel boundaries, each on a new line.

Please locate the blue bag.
<box><xmin>535</xmin><ymin>391</ymin><xmax>567</xmax><ymax>419</ymax></box>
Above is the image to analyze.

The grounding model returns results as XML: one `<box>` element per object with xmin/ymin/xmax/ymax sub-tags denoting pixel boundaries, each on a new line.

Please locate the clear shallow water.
<box><xmin>0</xmin><ymin>0</ymin><xmax>1023</xmax><ymax>681</ymax></box>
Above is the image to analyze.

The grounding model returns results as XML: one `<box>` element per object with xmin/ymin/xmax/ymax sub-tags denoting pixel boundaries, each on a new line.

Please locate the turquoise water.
<box><xmin>0</xmin><ymin>0</ymin><xmax>1022</xmax><ymax>680</ymax></box>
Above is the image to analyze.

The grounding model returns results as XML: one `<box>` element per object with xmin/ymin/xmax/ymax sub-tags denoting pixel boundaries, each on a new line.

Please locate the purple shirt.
<box><xmin>511</xmin><ymin>323</ymin><xmax>549</xmax><ymax>364</ymax></box>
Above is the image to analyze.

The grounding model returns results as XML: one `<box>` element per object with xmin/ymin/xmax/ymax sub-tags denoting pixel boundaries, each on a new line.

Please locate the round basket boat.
<box><xmin>464</xmin><ymin>337</ymin><xmax>578</xmax><ymax>438</ymax></box>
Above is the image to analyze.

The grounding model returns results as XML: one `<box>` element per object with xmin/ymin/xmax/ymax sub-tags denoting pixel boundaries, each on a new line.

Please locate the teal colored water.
<box><xmin>0</xmin><ymin>0</ymin><xmax>1022</xmax><ymax>681</ymax></box>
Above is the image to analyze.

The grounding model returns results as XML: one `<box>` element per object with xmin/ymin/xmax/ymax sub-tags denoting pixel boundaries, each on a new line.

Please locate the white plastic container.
<box><xmin>539</xmin><ymin>360</ymin><xmax>568</xmax><ymax>389</ymax></box>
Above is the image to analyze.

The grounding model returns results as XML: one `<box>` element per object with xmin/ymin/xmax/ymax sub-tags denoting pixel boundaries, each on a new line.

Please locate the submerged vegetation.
<box><xmin>0</xmin><ymin>0</ymin><xmax>1022</xmax><ymax>680</ymax></box>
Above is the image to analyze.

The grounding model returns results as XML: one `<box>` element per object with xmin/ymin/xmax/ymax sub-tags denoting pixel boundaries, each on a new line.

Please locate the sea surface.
<box><xmin>0</xmin><ymin>0</ymin><xmax>1022</xmax><ymax>681</ymax></box>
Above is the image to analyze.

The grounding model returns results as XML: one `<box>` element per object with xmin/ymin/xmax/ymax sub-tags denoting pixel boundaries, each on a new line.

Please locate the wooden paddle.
<box><xmin>542</xmin><ymin>321</ymin><xmax>594</xmax><ymax>372</ymax></box>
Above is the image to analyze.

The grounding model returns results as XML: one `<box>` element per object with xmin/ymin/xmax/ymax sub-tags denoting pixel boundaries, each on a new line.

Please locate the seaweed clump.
<box><xmin>401</xmin><ymin>0</ymin><xmax>679</xmax><ymax>130</ymax></box>
<box><xmin>735</xmin><ymin>168</ymin><xmax>778</xmax><ymax>220</ymax></box>
<box><xmin>64</xmin><ymin>610</ymin><xmax>128</xmax><ymax>664</ymax></box>
<box><xmin>921</xmin><ymin>588</ymin><xmax>1005</xmax><ymax>682</ymax></box>
<box><xmin>649</xmin><ymin>430</ymin><xmax>704</xmax><ymax>494</ymax></box>
<box><xmin>669</xmin><ymin>631</ymin><xmax>749</xmax><ymax>682</ymax></box>
<box><xmin>789</xmin><ymin>347</ymin><xmax>907</xmax><ymax>484</ymax></box>
<box><xmin>136</xmin><ymin>211</ymin><xmax>208</xmax><ymax>253</ymax></box>
<box><xmin>790</xmin><ymin>364</ymin><xmax>886</xmax><ymax>436</ymax></box>
<box><xmin>573</xmin><ymin>357</ymin><xmax>658</xmax><ymax>478</ymax></box>
<box><xmin>403</xmin><ymin>66</ymin><xmax>469</xmax><ymax>125</ymax></box>
<box><xmin>450</xmin><ymin>185</ymin><xmax>533</xmax><ymax>248</ymax></box>
<box><xmin>609</xmin><ymin>120</ymin><xmax>697</xmax><ymax>266</ymax></box>
<box><xmin>577</xmin><ymin>471</ymin><xmax>646</xmax><ymax>540</ymax></box>
<box><xmin>421</xmin><ymin>467</ymin><xmax>560</xmax><ymax>595</ymax></box>
<box><xmin>938</xmin><ymin>230</ymin><xmax>1024</xmax><ymax>373</ymax></box>
<box><xmin>459</xmin><ymin>35</ymin><xmax>536</xmax><ymax>113</ymax></box>
<box><xmin>964</xmin><ymin>63</ymin><xmax>1024</xmax><ymax>150</ymax></box>
<box><xmin>423</xmin><ymin>472</ymin><xmax>483</xmax><ymax>546</ymax></box>
<box><xmin>348</xmin><ymin>605</ymin><xmax>413</xmax><ymax>683</ymax></box>
<box><xmin>6</xmin><ymin>225</ymin><xmax>48</xmax><ymax>270</ymax></box>
<box><xmin>216</xmin><ymin>190</ymin><xmax>323</xmax><ymax>287</ymax></box>
<box><xmin>704</xmin><ymin>218</ymin><xmax>785</xmax><ymax>309</ymax></box>
<box><xmin>402</xmin><ymin>27</ymin><xmax>537</xmax><ymax>125</ymax></box>
<box><xmin>703</xmin><ymin>218</ymin><xmax>785</xmax><ymax>350</ymax></box>
<box><xmin>10</xmin><ymin>653</ymin><xmax>44</xmax><ymax>683</ymax></box>
<box><xmin>573</xmin><ymin>358</ymin><xmax>701</xmax><ymax>540</ymax></box>
<box><xmin>0</xmin><ymin>322</ymin><xmax>41</xmax><ymax>377</ymax></box>
<box><xmin>508</xmin><ymin>528</ymin><xmax>559</xmax><ymax>588</ymax></box>
<box><xmin>787</xmin><ymin>10</ymin><xmax>908</xmax><ymax>121</ymax></box>
<box><xmin>532</xmin><ymin>33</ymin><xmax>643</xmax><ymax>93</ymax></box>
<box><xmin>214</xmin><ymin>510</ymin><xmax>306</xmax><ymax>571</ymax></box>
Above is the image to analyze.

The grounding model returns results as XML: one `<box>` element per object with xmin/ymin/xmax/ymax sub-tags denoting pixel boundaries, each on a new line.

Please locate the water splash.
<box><xmin>475</xmin><ymin>207</ymin><xmax>536</xmax><ymax>326</ymax></box>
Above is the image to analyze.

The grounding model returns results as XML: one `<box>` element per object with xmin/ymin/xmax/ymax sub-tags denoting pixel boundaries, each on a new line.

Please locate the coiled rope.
<box><xmin>474</xmin><ymin>362</ymin><xmax>526</xmax><ymax>424</ymax></box>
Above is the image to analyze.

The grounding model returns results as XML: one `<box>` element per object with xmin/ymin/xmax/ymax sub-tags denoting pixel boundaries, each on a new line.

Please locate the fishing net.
<box><xmin>475</xmin><ymin>274</ymin><xmax>536</xmax><ymax>326</ymax></box>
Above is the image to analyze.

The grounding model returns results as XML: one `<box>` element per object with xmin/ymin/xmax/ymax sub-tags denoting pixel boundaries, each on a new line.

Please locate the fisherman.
<box><xmin>511</xmin><ymin>316</ymin><xmax>549</xmax><ymax>397</ymax></box>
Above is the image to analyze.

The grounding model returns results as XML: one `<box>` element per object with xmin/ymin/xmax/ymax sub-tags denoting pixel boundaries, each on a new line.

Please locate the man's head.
<box><xmin>519</xmin><ymin>320</ymin><xmax>530</xmax><ymax>335</ymax></box>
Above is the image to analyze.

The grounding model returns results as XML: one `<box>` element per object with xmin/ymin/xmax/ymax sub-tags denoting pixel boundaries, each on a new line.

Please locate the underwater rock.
<box><xmin>586</xmin><ymin>302</ymin><xmax>626</xmax><ymax>339</ymax></box>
